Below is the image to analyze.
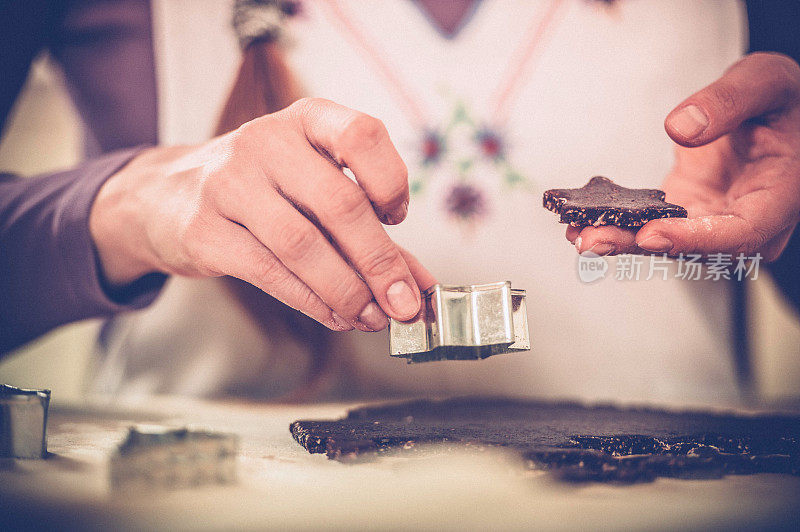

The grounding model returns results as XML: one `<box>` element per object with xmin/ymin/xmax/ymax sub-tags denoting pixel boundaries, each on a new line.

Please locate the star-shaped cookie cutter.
<box><xmin>389</xmin><ymin>281</ymin><xmax>530</xmax><ymax>363</ymax></box>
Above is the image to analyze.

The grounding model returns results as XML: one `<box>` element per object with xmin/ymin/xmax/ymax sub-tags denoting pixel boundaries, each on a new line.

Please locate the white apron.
<box><xmin>93</xmin><ymin>0</ymin><xmax>746</xmax><ymax>407</ymax></box>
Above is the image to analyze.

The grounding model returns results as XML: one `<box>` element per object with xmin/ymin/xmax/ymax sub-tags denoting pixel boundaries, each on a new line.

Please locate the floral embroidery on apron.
<box><xmin>321</xmin><ymin>0</ymin><xmax>568</xmax><ymax>223</ymax></box>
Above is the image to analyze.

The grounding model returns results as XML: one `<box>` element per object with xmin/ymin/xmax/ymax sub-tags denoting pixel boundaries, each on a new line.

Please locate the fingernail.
<box><xmin>638</xmin><ymin>235</ymin><xmax>673</xmax><ymax>252</ymax></box>
<box><xmin>357</xmin><ymin>301</ymin><xmax>389</xmax><ymax>331</ymax></box>
<box><xmin>398</xmin><ymin>199</ymin><xmax>409</xmax><ymax>219</ymax></box>
<box><xmin>330</xmin><ymin>312</ymin><xmax>353</xmax><ymax>331</ymax></box>
<box><xmin>387</xmin><ymin>280</ymin><xmax>419</xmax><ymax>319</ymax></box>
<box><xmin>669</xmin><ymin>104</ymin><xmax>709</xmax><ymax>139</ymax></box>
<box><xmin>383</xmin><ymin>200</ymin><xmax>409</xmax><ymax>225</ymax></box>
<box><xmin>589</xmin><ymin>242</ymin><xmax>615</xmax><ymax>256</ymax></box>
<box><xmin>573</xmin><ymin>236</ymin><xmax>583</xmax><ymax>250</ymax></box>
<box><xmin>353</xmin><ymin>321</ymin><xmax>373</xmax><ymax>332</ymax></box>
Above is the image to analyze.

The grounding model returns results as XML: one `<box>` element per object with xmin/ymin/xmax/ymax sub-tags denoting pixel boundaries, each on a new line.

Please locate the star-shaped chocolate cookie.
<box><xmin>543</xmin><ymin>176</ymin><xmax>687</xmax><ymax>228</ymax></box>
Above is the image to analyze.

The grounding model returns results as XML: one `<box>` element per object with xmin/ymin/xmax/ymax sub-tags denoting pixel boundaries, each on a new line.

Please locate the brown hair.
<box><xmin>217</xmin><ymin>40</ymin><xmax>335</xmax><ymax>402</ymax></box>
<box><xmin>214</xmin><ymin>40</ymin><xmax>301</xmax><ymax>135</ymax></box>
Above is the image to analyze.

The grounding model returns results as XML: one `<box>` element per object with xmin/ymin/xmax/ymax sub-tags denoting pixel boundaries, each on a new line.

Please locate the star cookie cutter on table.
<box><xmin>389</xmin><ymin>281</ymin><xmax>530</xmax><ymax>363</ymax></box>
<box><xmin>110</xmin><ymin>425</ymin><xmax>239</xmax><ymax>490</ymax></box>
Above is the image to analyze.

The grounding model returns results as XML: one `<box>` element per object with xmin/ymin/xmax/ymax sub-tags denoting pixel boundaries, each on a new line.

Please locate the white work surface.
<box><xmin>2</xmin><ymin>397</ymin><xmax>799</xmax><ymax>531</ymax></box>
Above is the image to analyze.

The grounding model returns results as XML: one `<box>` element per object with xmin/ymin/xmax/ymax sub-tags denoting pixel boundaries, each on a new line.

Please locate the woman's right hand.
<box><xmin>89</xmin><ymin>98</ymin><xmax>436</xmax><ymax>332</ymax></box>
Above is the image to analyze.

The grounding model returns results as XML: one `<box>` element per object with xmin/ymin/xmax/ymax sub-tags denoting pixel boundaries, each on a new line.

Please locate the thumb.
<box><xmin>664</xmin><ymin>52</ymin><xmax>800</xmax><ymax>147</ymax></box>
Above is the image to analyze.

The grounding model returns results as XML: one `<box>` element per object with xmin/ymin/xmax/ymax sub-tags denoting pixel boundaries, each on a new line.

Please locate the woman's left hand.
<box><xmin>569</xmin><ymin>52</ymin><xmax>800</xmax><ymax>262</ymax></box>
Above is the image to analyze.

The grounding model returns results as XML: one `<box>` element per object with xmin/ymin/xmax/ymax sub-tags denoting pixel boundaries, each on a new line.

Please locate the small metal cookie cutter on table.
<box><xmin>389</xmin><ymin>281</ymin><xmax>530</xmax><ymax>363</ymax></box>
<box><xmin>110</xmin><ymin>425</ymin><xmax>239</xmax><ymax>490</ymax></box>
<box><xmin>0</xmin><ymin>384</ymin><xmax>51</xmax><ymax>459</ymax></box>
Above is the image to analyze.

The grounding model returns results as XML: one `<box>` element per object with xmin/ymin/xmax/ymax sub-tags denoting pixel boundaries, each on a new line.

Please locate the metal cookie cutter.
<box><xmin>110</xmin><ymin>425</ymin><xmax>239</xmax><ymax>490</ymax></box>
<box><xmin>389</xmin><ymin>281</ymin><xmax>530</xmax><ymax>363</ymax></box>
<box><xmin>0</xmin><ymin>384</ymin><xmax>51</xmax><ymax>459</ymax></box>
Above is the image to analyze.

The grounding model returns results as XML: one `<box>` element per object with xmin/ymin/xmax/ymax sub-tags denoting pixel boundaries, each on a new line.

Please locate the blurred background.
<box><xmin>1</xmin><ymin>53</ymin><xmax>799</xmax><ymax>405</ymax></box>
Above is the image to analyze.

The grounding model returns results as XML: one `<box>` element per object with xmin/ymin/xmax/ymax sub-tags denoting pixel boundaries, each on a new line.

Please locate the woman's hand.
<box><xmin>569</xmin><ymin>52</ymin><xmax>800</xmax><ymax>262</ymax></box>
<box><xmin>90</xmin><ymin>98</ymin><xmax>436</xmax><ymax>332</ymax></box>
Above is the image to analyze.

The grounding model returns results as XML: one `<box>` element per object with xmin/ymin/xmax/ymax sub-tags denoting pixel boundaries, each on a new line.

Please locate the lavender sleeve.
<box><xmin>0</xmin><ymin>148</ymin><xmax>167</xmax><ymax>353</ymax></box>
